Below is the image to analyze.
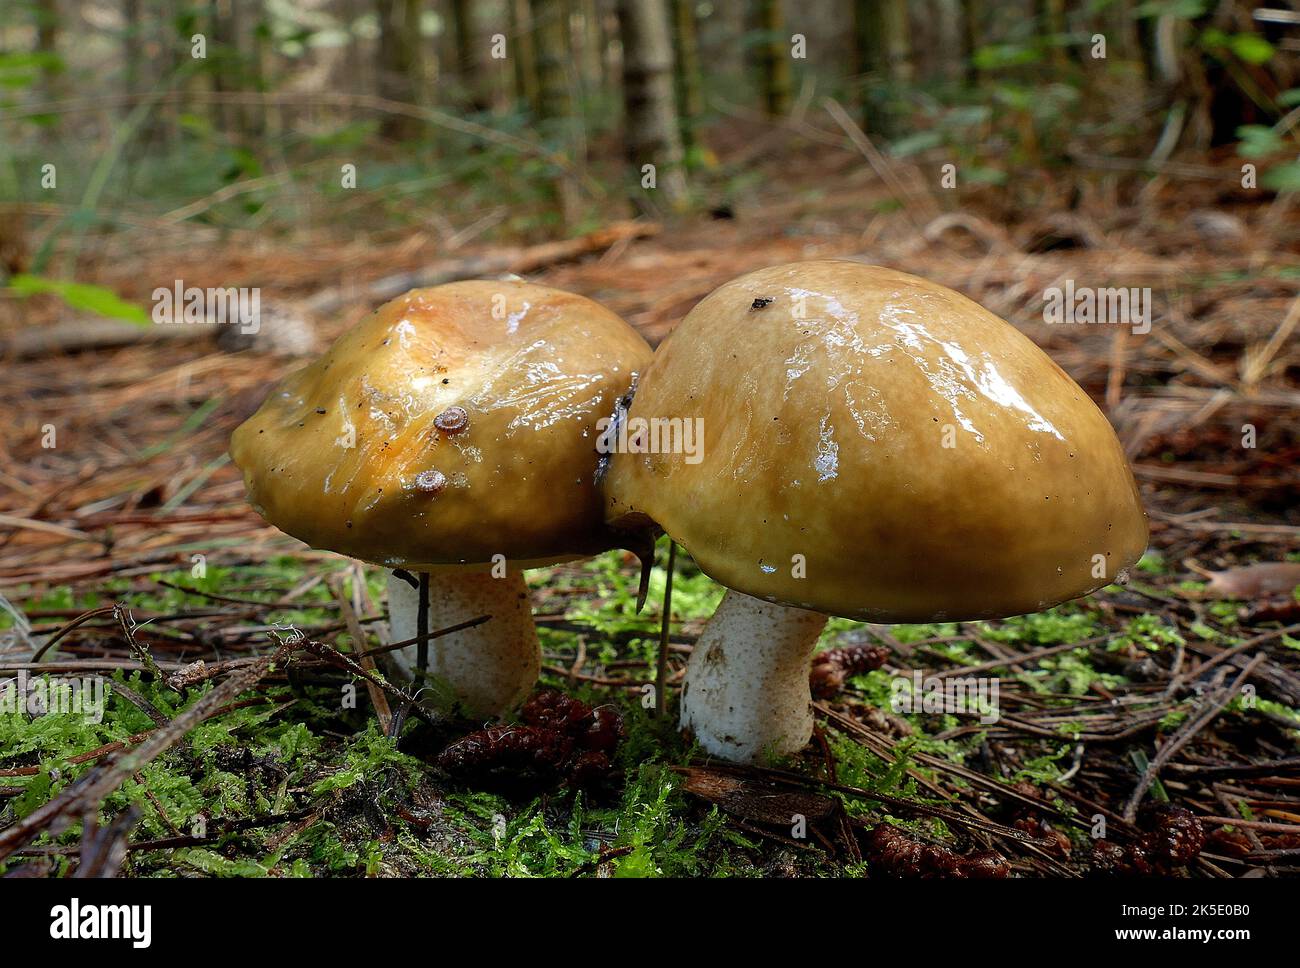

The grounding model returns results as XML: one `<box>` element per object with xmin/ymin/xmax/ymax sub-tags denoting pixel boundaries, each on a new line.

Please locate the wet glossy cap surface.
<box><xmin>232</xmin><ymin>280</ymin><xmax>653</xmax><ymax>570</ymax></box>
<box><xmin>606</xmin><ymin>261</ymin><xmax>1148</xmax><ymax>621</ymax></box>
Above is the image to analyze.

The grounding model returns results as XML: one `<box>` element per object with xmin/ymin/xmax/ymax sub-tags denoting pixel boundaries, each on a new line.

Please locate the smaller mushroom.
<box><xmin>231</xmin><ymin>280</ymin><xmax>652</xmax><ymax>717</ymax></box>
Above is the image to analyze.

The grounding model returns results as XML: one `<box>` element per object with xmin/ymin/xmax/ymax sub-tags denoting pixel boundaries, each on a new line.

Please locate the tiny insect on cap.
<box><xmin>605</xmin><ymin>260</ymin><xmax>1149</xmax><ymax>622</ymax></box>
<box><xmin>231</xmin><ymin>280</ymin><xmax>653</xmax><ymax>571</ymax></box>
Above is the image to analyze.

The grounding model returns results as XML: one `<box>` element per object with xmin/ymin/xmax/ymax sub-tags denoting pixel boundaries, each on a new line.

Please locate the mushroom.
<box><xmin>231</xmin><ymin>280</ymin><xmax>652</xmax><ymax>717</ymax></box>
<box><xmin>605</xmin><ymin>261</ymin><xmax>1148</xmax><ymax>762</ymax></box>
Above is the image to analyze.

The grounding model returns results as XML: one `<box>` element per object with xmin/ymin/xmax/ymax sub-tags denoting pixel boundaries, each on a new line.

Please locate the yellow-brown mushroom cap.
<box><xmin>231</xmin><ymin>280</ymin><xmax>653</xmax><ymax>571</ymax></box>
<box><xmin>605</xmin><ymin>261</ymin><xmax>1148</xmax><ymax>622</ymax></box>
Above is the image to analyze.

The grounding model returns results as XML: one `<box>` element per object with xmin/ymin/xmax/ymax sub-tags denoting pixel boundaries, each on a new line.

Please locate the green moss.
<box><xmin>1110</xmin><ymin>614</ymin><xmax>1185</xmax><ymax>653</ymax></box>
<box><xmin>1032</xmin><ymin>652</ymin><xmax>1125</xmax><ymax>696</ymax></box>
<box><xmin>4</xmin><ymin>544</ymin><xmax>1280</xmax><ymax>878</ymax></box>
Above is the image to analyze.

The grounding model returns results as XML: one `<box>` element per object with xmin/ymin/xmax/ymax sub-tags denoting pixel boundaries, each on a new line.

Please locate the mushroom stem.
<box><xmin>386</xmin><ymin>569</ymin><xmax>541</xmax><ymax>718</ymax></box>
<box><xmin>680</xmin><ymin>589</ymin><xmax>828</xmax><ymax>763</ymax></box>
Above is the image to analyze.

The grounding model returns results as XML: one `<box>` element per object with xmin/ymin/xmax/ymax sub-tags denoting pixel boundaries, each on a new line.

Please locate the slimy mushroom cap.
<box><xmin>606</xmin><ymin>260</ymin><xmax>1148</xmax><ymax>621</ymax></box>
<box><xmin>232</xmin><ymin>280</ymin><xmax>653</xmax><ymax>570</ymax></box>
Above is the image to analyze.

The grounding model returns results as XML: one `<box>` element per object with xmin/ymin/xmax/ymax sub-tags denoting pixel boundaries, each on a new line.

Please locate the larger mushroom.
<box><xmin>605</xmin><ymin>261</ymin><xmax>1148</xmax><ymax>762</ymax></box>
<box><xmin>232</xmin><ymin>280</ymin><xmax>652</xmax><ymax>717</ymax></box>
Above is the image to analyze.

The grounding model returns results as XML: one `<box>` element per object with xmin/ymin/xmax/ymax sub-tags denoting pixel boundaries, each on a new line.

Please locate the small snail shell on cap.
<box><xmin>231</xmin><ymin>280</ymin><xmax>652</xmax><ymax>717</ymax></box>
<box><xmin>604</xmin><ymin>260</ymin><xmax>1147</xmax><ymax>761</ymax></box>
<box><xmin>232</xmin><ymin>279</ymin><xmax>653</xmax><ymax>572</ymax></box>
<box><xmin>607</xmin><ymin>260</ymin><xmax>1147</xmax><ymax>623</ymax></box>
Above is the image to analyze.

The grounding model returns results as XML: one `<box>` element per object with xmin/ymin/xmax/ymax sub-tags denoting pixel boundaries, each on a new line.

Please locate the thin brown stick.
<box><xmin>0</xmin><ymin>647</ymin><xmax>286</xmax><ymax>862</ymax></box>
<box><xmin>655</xmin><ymin>541</ymin><xmax>677</xmax><ymax>718</ymax></box>
<box><xmin>329</xmin><ymin>572</ymin><xmax>392</xmax><ymax>733</ymax></box>
<box><xmin>1123</xmin><ymin>653</ymin><xmax>1268</xmax><ymax>821</ymax></box>
<box><xmin>29</xmin><ymin>606</ymin><xmax>119</xmax><ymax>662</ymax></box>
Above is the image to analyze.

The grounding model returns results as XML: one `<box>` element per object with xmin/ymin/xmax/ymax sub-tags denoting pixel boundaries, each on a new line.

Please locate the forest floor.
<box><xmin>1</xmin><ymin>139</ymin><xmax>1298</xmax><ymax>877</ymax></box>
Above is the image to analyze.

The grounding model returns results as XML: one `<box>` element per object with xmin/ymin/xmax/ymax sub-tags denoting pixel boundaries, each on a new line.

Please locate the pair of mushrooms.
<box><xmin>231</xmin><ymin>262</ymin><xmax>1147</xmax><ymax>762</ymax></box>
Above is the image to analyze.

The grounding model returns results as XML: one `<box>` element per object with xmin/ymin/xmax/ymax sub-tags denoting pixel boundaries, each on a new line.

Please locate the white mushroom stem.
<box><xmin>386</xmin><ymin>570</ymin><xmax>541</xmax><ymax>718</ymax></box>
<box><xmin>680</xmin><ymin>589</ymin><xmax>828</xmax><ymax>763</ymax></box>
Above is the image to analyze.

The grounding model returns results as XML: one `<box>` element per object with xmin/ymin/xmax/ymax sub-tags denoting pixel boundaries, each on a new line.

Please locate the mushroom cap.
<box><xmin>231</xmin><ymin>280</ymin><xmax>653</xmax><ymax>571</ymax></box>
<box><xmin>605</xmin><ymin>261</ymin><xmax>1148</xmax><ymax>622</ymax></box>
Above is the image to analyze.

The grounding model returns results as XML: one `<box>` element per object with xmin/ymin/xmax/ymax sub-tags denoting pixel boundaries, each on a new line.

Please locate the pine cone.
<box><xmin>521</xmin><ymin>689</ymin><xmax>625</xmax><ymax>752</ymax></box>
<box><xmin>1090</xmin><ymin>804</ymin><xmax>1205</xmax><ymax>875</ymax></box>
<box><xmin>436</xmin><ymin>724</ymin><xmax>575</xmax><ymax>779</ymax></box>
<box><xmin>1138</xmin><ymin>804</ymin><xmax>1205</xmax><ymax>868</ymax></box>
<box><xmin>1013</xmin><ymin>815</ymin><xmax>1071</xmax><ymax>857</ymax></box>
<box><xmin>438</xmin><ymin>690</ymin><xmax>624</xmax><ymax>792</ymax></box>
<box><xmin>865</xmin><ymin>824</ymin><xmax>1009</xmax><ymax>879</ymax></box>
<box><xmin>810</xmin><ymin>644</ymin><xmax>889</xmax><ymax>699</ymax></box>
<box><xmin>521</xmin><ymin>689</ymin><xmax>594</xmax><ymax>733</ymax></box>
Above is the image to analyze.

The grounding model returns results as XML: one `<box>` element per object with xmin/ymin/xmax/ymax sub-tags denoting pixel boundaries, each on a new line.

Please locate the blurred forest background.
<box><xmin>1</xmin><ymin>0</ymin><xmax>1297</xmax><ymax>265</ymax></box>
<box><xmin>3</xmin><ymin>0</ymin><xmax>1296</xmax><ymax>516</ymax></box>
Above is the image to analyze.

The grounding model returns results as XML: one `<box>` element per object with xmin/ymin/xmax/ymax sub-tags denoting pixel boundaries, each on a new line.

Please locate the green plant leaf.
<box><xmin>964</xmin><ymin>166</ymin><xmax>1009</xmax><ymax>185</ymax></box>
<box><xmin>1262</xmin><ymin>161</ymin><xmax>1300</xmax><ymax>192</ymax></box>
<box><xmin>890</xmin><ymin>130</ymin><xmax>945</xmax><ymax>158</ymax></box>
<box><xmin>1135</xmin><ymin>0</ymin><xmax>1208</xmax><ymax>19</ymax></box>
<box><xmin>972</xmin><ymin>44</ymin><xmax>1042</xmax><ymax>70</ymax></box>
<box><xmin>1227</xmin><ymin>34</ymin><xmax>1274</xmax><ymax>65</ymax></box>
<box><xmin>1236</xmin><ymin>124</ymin><xmax>1284</xmax><ymax>157</ymax></box>
<box><xmin>0</xmin><ymin>51</ymin><xmax>63</xmax><ymax>89</ymax></box>
<box><xmin>7</xmin><ymin>274</ymin><xmax>151</xmax><ymax>326</ymax></box>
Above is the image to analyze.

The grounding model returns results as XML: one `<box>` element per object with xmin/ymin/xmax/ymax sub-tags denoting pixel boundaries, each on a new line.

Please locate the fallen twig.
<box><xmin>0</xmin><ymin>647</ymin><xmax>286</xmax><ymax>863</ymax></box>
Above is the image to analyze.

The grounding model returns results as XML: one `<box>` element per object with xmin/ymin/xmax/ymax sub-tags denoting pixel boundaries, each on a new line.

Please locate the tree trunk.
<box><xmin>250</xmin><ymin>8</ymin><xmax>274</xmax><ymax>138</ymax></box>
<box><xmin>534</xmin><ymin>0</ymin><xmax>572</xmax><ymax>121</ymax></box>
<box><xmin>160</xmin><ymin>4</ymin><xmax>184</xmax><ymax>140</ymax></box>
<box><xmin>881</xmin><ymin>0</ymin><xmax>911</xmax><ymax>85</ymax></box>
<box><xmin>617</xmin><ymin>0</ymin><xmax>688</xmax><ymax>208</ymax></box>
<box><xmin>709</xmin><ymin>0</ymin><xmax>746</xmax><ymax>88</ymax></box>
<box><xmin>1041</xmin><ymin>0</ymin><xmax>1068</xmax><ymax>69</ymax></box>
<box><xmin>854</xmin><ymin>0</ymin><xmax>910</xmax><ymax>136</ymax></box>
<box><xmin>578</xmin><ymin>0</ymin><xmax>605</xmax><ymax>91</ymax></box>
<box><xmin>123</xmin><ymin>0</ymin><xmax>143</xmax><ymax>101</ymax></box>
<box><xmin>342</xmin><ymin>0</ymin><xmax>370</xmax><ymax>94</ymax></box>
<box><xmin>963</xmin><ymin>0</ymin><xmax>983</xmax><ymax>84</ymax></box>
<box><xmin>210</xmin><ymin>0</ymin><xmax>244</xmax><ymax>135</ymax></box>
<box><xmin>510</xmin><ymin>0</ymin><xmax>541</xmax><ymax>111</ymax></box>
<box><xmin>933</xmin><ymin>0</ymin><xmax>965</xmax><ymax>83</ymax></box>
<box><xmin>534</xmin><ymin>0</ymin><xmax>584</xmax><ymax>222</ymax></box>
<box><xmin>376</xmin><ymin>0</ymin><xmax>425</xmax><ymax>139</ymax></box>
<box><xmin>755</xmin><ymin>0</ymin><xmax>790</xmax><ymax>116</ymax></box>
<box><xmin>136</xmin><ymin>0</ymin><xmax>187</xmax><ymax>146</ymax></box>
<box><xmin>597</xmin><ymin>0</ymin><xmax>619</xmax><ymax>89</ymax></box>
<box><xmin>671</xmin><ymin>0</ymin><xmax>704</xmax><ymax>149</ymax></box>
<box><xmin>36</xmin><ymin>0</ymin><xmax>62</xmax><ymax>104</ymax></box>
<box><xmin>450</xmin><ymin>0</ymin><xmax>483</xmax><ymax>108</ymax></box>
<box><xmin>1110</xmin><ymin>0</ymin><xmax>1146</xmax><ymax>98</ymax></box>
